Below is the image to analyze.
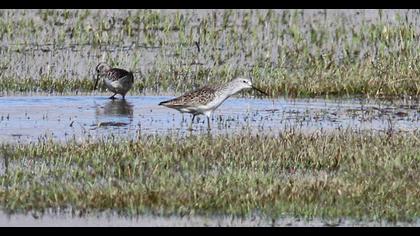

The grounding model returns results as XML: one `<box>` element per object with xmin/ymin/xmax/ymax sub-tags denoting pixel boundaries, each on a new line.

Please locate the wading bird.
<box><xmin>159</xmin><ymin>77</ymin><xmax>267</xmax><ymax>130</ymax></box>
<box><xmin>94</xmin><ymin>62</ymin><xmax>134</xmax><ymax>100</ymax></box>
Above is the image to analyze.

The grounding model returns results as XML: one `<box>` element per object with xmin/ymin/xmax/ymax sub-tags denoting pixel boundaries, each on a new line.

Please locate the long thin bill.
<box><xmin>252</xmin><ymin>86</ymin><xmax>268</xmax><ymax>96</ymax></box>
<box><xmin>93</xmin><ymin>75</ymin><xmax>99</xmax><ymax>90</ymax></box>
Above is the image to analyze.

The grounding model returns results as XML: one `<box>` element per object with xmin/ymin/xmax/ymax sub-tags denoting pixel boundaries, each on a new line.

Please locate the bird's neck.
<box><xmin>219</xmin><ymin>81</ymin><xmax>242</xmax><ymax>98</ymax></box>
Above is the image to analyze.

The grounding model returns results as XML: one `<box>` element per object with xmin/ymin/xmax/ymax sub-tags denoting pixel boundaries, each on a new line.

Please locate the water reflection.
<box><xmin>0</xmin><ymin>96</ymin><xmax>418</xmax><ymax>144</ymax></box>
<box><xmin>96</xmin><ymin>100</ymin><xmax>133</xmax><ymax>117</ymax></box>
<box><xmin>95</xmin><ymin>99</ymin><xmax>134</xmax><ymax>125</ymax></box>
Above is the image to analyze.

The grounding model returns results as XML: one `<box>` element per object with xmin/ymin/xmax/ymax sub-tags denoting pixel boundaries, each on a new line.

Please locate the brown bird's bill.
<box><xmin>93</xmin><ymin>74</ymin><xmax>99</xmax><ymax>90</ymax></box>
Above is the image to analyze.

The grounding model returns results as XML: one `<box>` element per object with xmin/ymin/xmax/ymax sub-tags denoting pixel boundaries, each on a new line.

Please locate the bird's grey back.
<box><xmin>101</xmin><ymin>68</ymin><xmax>133</xmax><ymax>82</ymax></box>
<box><xmin>159</xmin><ymin>85</ymin><xmax>222</xmax><ymax>107</ymax></box>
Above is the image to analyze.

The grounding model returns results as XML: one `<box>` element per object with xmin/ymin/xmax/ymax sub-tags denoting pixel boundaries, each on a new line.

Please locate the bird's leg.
<box><xmin>189</xmin><ymin>114</ymin><xmax>196</xmax><ymax>131</ymax></box>
<box><xmin>109</xmin><ymin>93</ymin><xmax>117</xmax><ymax>99</ymax></box>
<box><xmin>207</xmin><ymin>116</ymin><xmax>211</xmax><ymax>130</ymax></box>
<box><xmin>179</xmin><ymin>113</ymin><xmax>185</xmax><ymax>127</ymax></box>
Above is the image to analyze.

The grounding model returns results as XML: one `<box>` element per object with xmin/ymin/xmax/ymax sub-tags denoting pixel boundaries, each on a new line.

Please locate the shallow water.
<box><xmin>0</xmin><ymin>95</ymin><xmax>418</xmax><ymax>143</ymax></box>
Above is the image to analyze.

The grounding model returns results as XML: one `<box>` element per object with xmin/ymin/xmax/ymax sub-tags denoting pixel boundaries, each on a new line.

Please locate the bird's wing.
<box><xmin>107</xmin><ymin>68</ymin><xmax>131</xmax><ymax>81</ymax></box>
<box><xmin>159</xmin><ymin>86</ymin><xmax>217</xmax><ymax>107</ymax></box>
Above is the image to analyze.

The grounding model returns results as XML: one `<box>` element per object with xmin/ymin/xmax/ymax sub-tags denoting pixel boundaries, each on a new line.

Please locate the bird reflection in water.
<box><xmin>95</xmin><ymin>99</ymin><xmax>134</xmax><ymax>126</ymax></box>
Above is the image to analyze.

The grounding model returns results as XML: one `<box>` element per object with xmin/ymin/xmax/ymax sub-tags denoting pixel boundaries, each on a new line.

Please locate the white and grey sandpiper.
<box><xmin>94</xmin><ymin>62</ymin><xmax>134</xmax><ymax>100</ymax></box>
<box><xmin>159</xmin><ymin>77</ymin><xmax>268</xmax><ymax>130</ymax></box>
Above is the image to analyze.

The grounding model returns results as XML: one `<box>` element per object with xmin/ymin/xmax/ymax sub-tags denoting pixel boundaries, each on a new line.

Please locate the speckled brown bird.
<box><xmin>159</xmin><ymin>77</ymin><xmax>267</xmax><ymax>130</ymax></box>
<box><xmin>94</xmin><ymin>62</ymin><xmax>134</xmax><ymax>100</ymax></box>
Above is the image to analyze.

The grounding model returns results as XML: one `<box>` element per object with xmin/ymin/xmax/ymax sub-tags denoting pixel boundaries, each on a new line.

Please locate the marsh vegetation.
<box><xmin>0</xmin><ymin>10</ymin><xmax>419</xmax><ymax>226</ymax></box>
<box><xmin>0</xmin><ymin>9</ymin><xmax>419</xmax><ymax>97</ymax></box>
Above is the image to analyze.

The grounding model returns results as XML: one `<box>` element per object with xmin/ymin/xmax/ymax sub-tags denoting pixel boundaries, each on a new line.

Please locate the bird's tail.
<box><xmin>129</xmin><ymin>72</ymin><xmax>134</xmax><ymax>83</ymax></box>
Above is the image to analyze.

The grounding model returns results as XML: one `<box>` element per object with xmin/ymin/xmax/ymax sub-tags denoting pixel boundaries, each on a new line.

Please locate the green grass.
<box><xmin>0</xmin><ymin>10</ymin><xmax>420</xmax><ymax>98</ymax></box>
<box><xmin>1</xmin><ymin>9</ymin><xmax>419</xmax><ymax>224</ymax></box>
<box><xmin>0</xmin><ymin>129</ymin><xmax>419</xmax><ymax>221</ymax></box>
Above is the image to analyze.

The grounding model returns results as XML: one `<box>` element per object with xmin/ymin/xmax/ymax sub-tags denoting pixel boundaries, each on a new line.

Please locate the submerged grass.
<box><xmin>0</xmin><ymin>130</ymin><xmax>419</xmax><ymax>221</ymax></box>
<box><xmin>1</xmin><ymin>10</ymin><xmax>420</xmax><ymax>98</ymax></box>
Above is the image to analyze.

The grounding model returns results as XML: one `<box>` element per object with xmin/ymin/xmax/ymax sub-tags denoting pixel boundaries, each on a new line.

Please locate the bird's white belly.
<box><xmin>104</xmin><ymin>77</ymin><xmax>132</xmax><ymax>94</ymax></box>
<box><xmin>104</xmin><ymin>79</ymin><xmax>118</xmax><ymax>92</ymax></box>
